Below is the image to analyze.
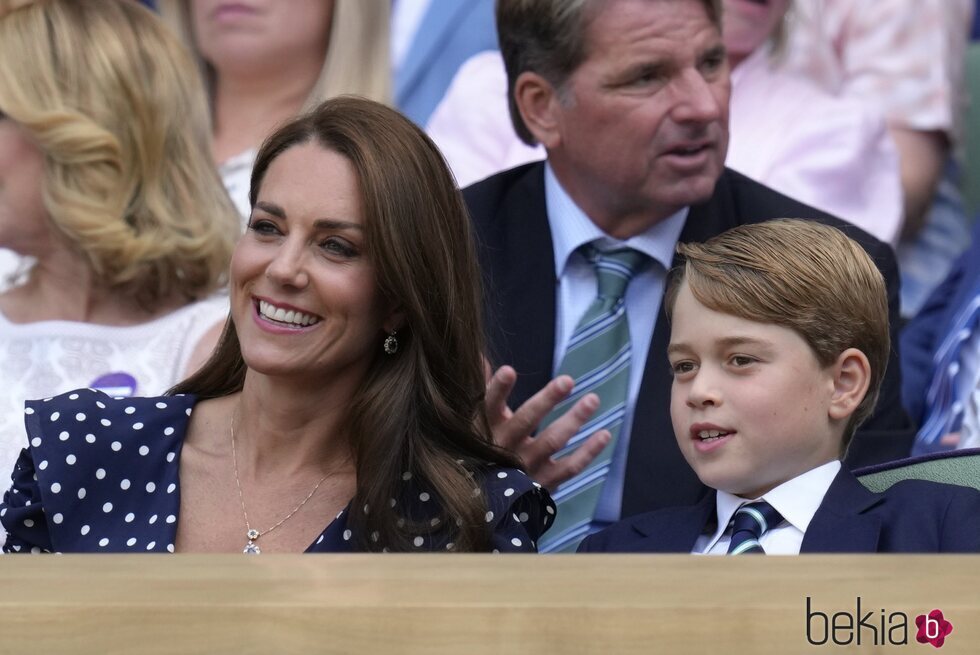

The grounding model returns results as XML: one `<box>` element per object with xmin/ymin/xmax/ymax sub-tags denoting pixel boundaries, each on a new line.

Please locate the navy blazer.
<box><xmin>394</xmin><ymin>0</ymin><xmax>497</xmax><ymax>127</ymax></box>
<box><xmin>463</xmin><ymin>162</ymin><xmax>914</xmax><ymax>518</ymax></box>
<box><xmin>577</xmin><ymin>468</ymin><xmax>980</xmax><ymax>553</ymax></box>
<box><xmin>901</xmin><ymin>219</ymin><xmax>980</xmax><ymax>427</ymax></box>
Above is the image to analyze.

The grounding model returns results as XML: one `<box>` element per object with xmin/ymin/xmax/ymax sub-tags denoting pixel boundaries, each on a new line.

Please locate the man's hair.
<box><xmin>496</xmin><ymin>0</ymin><xmax>722</xmax><ymax>145</ymax></box>
<box><xmin>664</xmin><ymin>219</ymin><xmax>890</xmax><ymax>451</ymax></box>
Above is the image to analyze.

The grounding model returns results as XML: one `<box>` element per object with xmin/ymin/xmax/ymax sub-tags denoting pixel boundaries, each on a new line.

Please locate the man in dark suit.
<box><xmin>465</xmin><ymin>0</ymin><xmax>912</xmax><ymax>550</ymax></box>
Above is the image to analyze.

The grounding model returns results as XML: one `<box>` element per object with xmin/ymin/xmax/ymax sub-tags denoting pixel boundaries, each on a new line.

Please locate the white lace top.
<box><xmin>0</xmin><ymin>294</ymin><xmax>230</xmax><ymax>514</ymax></box>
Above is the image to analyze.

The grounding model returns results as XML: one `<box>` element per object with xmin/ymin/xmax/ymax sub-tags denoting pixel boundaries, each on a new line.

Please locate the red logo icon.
<box><xmin>915</xmin><ymin>609</ymin><xmax>953</xmax><ymax>648</ymax></box>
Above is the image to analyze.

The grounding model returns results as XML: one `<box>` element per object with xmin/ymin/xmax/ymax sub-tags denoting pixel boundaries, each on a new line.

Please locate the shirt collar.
<box><xmin>544</xmin><ymin>162</ymin><xmax>688</xmax><ymax>278</ymax></box>
<box><xmin>705</xmin><ymin>460</ymin><xmax>842</xmax><ymax>549</ymax></box>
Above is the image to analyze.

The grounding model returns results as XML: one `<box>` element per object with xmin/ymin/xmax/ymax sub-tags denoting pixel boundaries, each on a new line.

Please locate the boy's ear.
<box><xmin>828</xmin><ymin>348</ymin><xmax>871</xmax><ymax>421</ymax></box>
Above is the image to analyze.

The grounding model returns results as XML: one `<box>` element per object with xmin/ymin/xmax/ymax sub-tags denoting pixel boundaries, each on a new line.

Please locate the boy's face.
<box><xmin>667</xmin><ymin>281</ymin><xmax>842</xmax><ymax>498</ymax></box>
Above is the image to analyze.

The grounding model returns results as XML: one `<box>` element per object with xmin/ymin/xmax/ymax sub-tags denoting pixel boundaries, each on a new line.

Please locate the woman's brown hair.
<box><xmin>173</xmin><ymin>96</ymin><xmax>519</xmax><ymax>551</ymax></box>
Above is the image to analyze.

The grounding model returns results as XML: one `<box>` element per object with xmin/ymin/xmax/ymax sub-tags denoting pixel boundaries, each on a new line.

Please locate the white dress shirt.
<box><xmin>544</xmin><ymin>164</ymin><xmax>687</xmax><ymax>524</ymax></box>
<box><xmin>693</xmin><ymin>460</ymin><xmax>842</xmax><ymax>555</ymax></box>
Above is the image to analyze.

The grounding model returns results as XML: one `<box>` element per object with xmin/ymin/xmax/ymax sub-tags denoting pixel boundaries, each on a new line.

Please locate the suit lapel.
<box><xmin>483</xmin><ymin>164</ymin><xmax>558</xmax><ymax>407</ymax></box>
<box><xmin>629</xmin><ymin>493</ymin><xmax>717</xmax><ymax>552</ymax></box>
<box><xmin>802</xmin><ymin>469</ymin><xmax>884</xmax><ymax>552</ymax></box>
<box><xmin>395</xmin><ymin>3</ymin><xmax>469</xmax><ymax>102</ymax></box>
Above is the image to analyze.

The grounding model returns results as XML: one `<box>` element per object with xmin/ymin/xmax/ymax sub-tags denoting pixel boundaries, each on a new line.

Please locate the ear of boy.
<box><xmin>828</xmin><ymin>348</ymin><xmax>871</xmax><ymax>422</ymax></box>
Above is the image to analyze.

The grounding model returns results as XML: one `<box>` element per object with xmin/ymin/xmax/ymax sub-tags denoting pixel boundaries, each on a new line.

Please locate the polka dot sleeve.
<box><xmin>483</xmin><ymin>468</ymin><xmax>555</xmax><ymax>553</ymax></box>
<box><xmin>1</xmin><ymin>447</ymin><xmax>53</xmax><ymax>554</ymax></box>
<box><xmin>1</xmin><ymin>389</ymin><xmax>194</xmax><ymax>554</ymax></box>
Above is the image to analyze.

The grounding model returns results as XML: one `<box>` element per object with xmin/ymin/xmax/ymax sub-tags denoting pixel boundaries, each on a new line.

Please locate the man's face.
<box><xmin>546</xmin><ymin>0</ymin><xmax>730</xmax><ymax>235</ymax></box>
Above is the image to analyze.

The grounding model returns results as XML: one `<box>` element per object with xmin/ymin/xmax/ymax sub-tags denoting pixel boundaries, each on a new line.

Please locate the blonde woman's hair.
<box><xmin>664</xmin><ymin>219</ymin><xmax>890</xmax><ymax>451</ymax></box>
<box><xmin>0</xmin><ymin>0</ymin><xmax>238</xmax><ymax>306</ymax></box>
<box><xmin>157</xmin><ymin>0</ymin><xmax>391</xmax><ymax>109</ymax></box>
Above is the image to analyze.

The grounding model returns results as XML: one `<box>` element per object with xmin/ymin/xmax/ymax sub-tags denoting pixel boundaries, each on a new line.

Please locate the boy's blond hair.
<box><xmin>664</xmin><ymin>219</ymin><xmax>890</xmax><ymax>451</ymax></box>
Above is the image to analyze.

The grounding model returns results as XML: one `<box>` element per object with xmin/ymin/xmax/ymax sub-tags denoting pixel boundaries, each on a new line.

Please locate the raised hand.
<box><xmin>485</xmin><ymin>365</ymin><xmax>611</xmax><ymax>490</ymax></box>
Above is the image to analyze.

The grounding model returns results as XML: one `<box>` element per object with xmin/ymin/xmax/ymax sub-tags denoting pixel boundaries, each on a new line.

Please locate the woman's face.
<box><xmin>722</xmin><ymin>0</ymin><xmax>790</xmax><ymax>66</ymax></box>
<box><xmin>0</xmin><ymin>116</ymin><xmax>49</xmax><ymax>254</ymax></box>
<box><xmin>230</xmin><ymin>142</ymin><xmax>397</xmax><ymax>386</ymax></box>
<box><xmin>191</xmin><ymin>0</ymin><xmax>333</xmax><ymax>73</ymax></box>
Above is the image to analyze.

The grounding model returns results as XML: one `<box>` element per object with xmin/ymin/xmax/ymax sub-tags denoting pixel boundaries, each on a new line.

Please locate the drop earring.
<box><xmin>383</xmin><ymin>330</ymin><xmax>399</xmax><ymax>355</ymax></box>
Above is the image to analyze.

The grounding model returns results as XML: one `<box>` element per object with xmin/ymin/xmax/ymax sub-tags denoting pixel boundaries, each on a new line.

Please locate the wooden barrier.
<box><xmin>0</xmin><ymin>555</ymin><xmax>977</xmax><ymax>654</ymax></box>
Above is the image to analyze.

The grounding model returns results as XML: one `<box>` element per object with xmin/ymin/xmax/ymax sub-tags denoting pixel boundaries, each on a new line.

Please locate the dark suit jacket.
<box><xmin>577</xmin><ymin>468</ymin><xmax>980</xmax><ymax>553</ymax></box>
<box><xmin>464</xmin><ymin>162</ymin><xmax>913</xmax><ymax>518</ymax></box>
<box><xmin>901</xmin><ymin>219</ymin><xmax>980</xmax><ymax>427</ymax></box>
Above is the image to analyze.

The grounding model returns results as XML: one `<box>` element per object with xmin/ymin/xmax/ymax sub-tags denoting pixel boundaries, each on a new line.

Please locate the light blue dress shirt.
<box><xmin>544</xmin><ymin>164</ymin><xmax>687</xmax><ymax>524</ymax></box>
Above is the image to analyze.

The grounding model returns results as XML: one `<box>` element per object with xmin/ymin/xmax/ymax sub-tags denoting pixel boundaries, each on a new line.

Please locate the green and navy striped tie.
<box><xmin>727</xmin><ymin>501</ymin><xmax>784</xmax><ymax>555</ymax></box>
<box><xmin>539</xmin><ymin>245</ymin><xmax>649</xmax><ymax>552</ymax></box>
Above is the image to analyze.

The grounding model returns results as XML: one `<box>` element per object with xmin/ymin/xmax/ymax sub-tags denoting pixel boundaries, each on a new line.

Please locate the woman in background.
<box><xmin>0</xmin><ymin>0</ymin><xmax>238</xmax><ymax>544</ymax></box>
<box><xmin>1</xmin><ymin>96</ymin><xmax>554</xmax><ymax>554</ymax></box>
<box><xmin>158</xmin><ymin>0</ymin><xmax>390</xmax><ymax>218</ymax></box>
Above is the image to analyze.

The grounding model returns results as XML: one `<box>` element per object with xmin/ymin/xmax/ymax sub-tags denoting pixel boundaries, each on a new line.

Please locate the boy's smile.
<box><xmin>667</xmin><ymin>281</ymin><xmax>842</xmax><ymax>498</ymax></box>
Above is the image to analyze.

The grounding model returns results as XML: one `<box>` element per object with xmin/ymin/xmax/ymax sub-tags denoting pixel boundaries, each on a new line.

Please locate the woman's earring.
<box><xmin>383</xmin><ymin>331</ymin><xmax>399</xmax><ymax>355</ymax></box>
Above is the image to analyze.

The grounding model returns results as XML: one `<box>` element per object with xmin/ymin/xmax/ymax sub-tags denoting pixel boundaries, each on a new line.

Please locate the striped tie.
<box><xmin>727</xmin><ymin>501</ymin><xmax>784</xmax><ymax>555</ymax></box>
<box><xmin>539</xmin><ymin>245</ymin><xmax>649</xmax><ymax>552</ymax></box>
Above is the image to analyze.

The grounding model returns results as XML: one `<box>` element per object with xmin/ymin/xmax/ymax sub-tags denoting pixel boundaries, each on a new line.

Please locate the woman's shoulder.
<box><xmin>480</xmin><ymin>466</ymin><xmax>547</xmax><ymax>502</ymax></box>
<box><xmin>3</xmin><ymin>389</ymin><xmax>193</xmax><ymax>553</ymax></box>
<box><xmin>26</xmin><ymin>389</ymin><xmax>197</xmax><ymax>429</ymax></box>
<box><xmin>479</xmin><ymin>465</ymin><xmax>555</xmax><ymax>552</ymax></box>
<box><xmin>24</xmin><ymin>389</ymin><xmax>197</xmax><ymax>473</ymax></box>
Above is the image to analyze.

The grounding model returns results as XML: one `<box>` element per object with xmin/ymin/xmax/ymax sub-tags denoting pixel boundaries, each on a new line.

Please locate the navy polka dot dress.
<box><xmin>0</xmin><ymin>389</ymin><xmax>555</xmax><ymax>553</ymax></box>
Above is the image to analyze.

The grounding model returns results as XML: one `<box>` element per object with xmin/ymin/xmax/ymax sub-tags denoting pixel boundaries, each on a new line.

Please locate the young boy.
<box><xmin>579</xmin><ymin>219</ymin><xmax>980</xmax><ymax>554</ymax></box>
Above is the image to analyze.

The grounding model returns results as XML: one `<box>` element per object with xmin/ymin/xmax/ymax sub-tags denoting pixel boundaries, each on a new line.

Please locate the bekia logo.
<box><xmin>806</xmin><ymin>597</ymin><xmax>954</xmax><ymax>648</ymax></box>
<box><xmin>915</xmin><ymin>610</ymin><xmax>953</xmax><ymax>649</ymax></box>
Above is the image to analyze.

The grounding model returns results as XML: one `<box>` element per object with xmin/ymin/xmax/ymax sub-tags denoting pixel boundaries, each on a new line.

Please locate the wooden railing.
<box><xmin>0</xmin><ymin>555</ymin><xmax>977</xmax><ymax>653</ymax></box>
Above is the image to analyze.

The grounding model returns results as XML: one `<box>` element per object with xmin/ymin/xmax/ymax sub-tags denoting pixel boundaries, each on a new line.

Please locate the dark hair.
<box><xmin>664</xmin><ymin>219</ymin><xmax>890</xmax><ymax>451</ymax></box>
<box><xmin>172</xmin><ymin>96</ymin><xmax>520</xmax><ymax>551</ymax></box>
<box><xmin>496</xmin><ymin>0</ymin><xmax>723</xmax><ymax>145</ymax></box>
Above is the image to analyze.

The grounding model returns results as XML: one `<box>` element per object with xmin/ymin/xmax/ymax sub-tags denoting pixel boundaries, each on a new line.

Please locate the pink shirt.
<box><xmin>781</xmin><ymin>0</ymin><xmax>973</xmax><ymax>145</ymax></box>
<box><xmin>727</xmin><ymin>47</ymin><xmax>902</xmax><ymax>244</ymax></box>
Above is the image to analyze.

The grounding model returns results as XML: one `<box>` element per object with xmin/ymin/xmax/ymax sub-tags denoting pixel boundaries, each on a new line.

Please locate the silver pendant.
<box><xmin>244</xmin><ymin>541</ymin><xmax>260</xmax><ymax>554</ymax></box>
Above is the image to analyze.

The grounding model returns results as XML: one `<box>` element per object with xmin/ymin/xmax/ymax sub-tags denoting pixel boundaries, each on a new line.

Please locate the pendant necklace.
<box><xmin>230</xmin><ymin>414</ymin><xmax>330</xmax><ymax>554</ymax></box>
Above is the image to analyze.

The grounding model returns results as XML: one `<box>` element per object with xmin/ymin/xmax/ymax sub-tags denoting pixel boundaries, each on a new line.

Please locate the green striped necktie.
<box><xmin>539</xmin><ymin>245</ymin><xmax>649</xmax><ymax>553</ymax></box>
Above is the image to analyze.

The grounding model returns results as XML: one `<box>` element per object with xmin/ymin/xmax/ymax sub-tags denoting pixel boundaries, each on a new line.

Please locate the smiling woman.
<box><xmin>1</xmin><ymin>96</ymin><xmax>555</xmax><ymax>555</ymax></box>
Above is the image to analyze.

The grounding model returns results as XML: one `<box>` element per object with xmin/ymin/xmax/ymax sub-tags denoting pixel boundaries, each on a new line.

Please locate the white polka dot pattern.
<box><xmin>1</xmin><ymin>389</ymin><xmax>195</xmax><ymax>553</ymax></box>
<box><xmin>1</xmin><ymin>389</ymin><xmax>556</xmax><ymax>554</ymax></box>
